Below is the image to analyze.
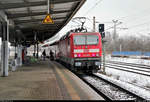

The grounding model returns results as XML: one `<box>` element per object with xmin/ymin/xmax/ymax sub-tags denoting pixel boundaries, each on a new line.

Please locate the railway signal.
<box><xmin>98</xmin><ymin>24</ymin><xmax>106</xmax><ymax>74</ymax></box>
<box><xmin>99</xmin><ymin>24</ymin><xmax>105</xmax><ymax>38</ymax></box>
<box><xmin>99</xmin><ymin>24</ymin><xmax>104</xmax><ymax>32</ymax></box>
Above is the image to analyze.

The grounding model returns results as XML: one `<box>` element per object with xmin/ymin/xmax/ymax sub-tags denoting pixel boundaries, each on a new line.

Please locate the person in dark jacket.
<box><xmin>42</xmin><ymin>50</ymin><xmax>46</xmax><ymax>60</ymax></box>
<box><xmin>49</xmin><ymin>50</ymin><xmax>54</xmax><ymax>60</ymax></box>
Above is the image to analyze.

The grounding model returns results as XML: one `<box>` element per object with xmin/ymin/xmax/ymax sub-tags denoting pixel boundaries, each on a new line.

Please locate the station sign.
<box><xmin>42</xmin><ymin>14</ymin><xmax>54</xmax><ymax>24</ymax></box>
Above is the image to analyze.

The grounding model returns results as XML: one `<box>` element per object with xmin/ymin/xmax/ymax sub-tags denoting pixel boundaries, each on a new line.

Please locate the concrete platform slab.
<box><xmin>0</xmin><ymin>60</ymin><xmax>104</xmax><ymax>100</ymax></box>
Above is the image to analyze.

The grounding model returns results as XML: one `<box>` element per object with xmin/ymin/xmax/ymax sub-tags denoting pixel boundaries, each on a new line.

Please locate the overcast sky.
<box><xmin>48</xmin><ymin>0</ymin><xmax>150</xmax><ymax>43</ymax></box>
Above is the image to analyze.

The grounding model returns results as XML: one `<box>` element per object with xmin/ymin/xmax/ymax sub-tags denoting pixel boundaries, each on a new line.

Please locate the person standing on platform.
<box><xmin>49</xmin><ymin>50</ymin><xmax>54</xmax><ymax>61</ymax></box>
<box><xmin>42</xmin><ymin>49</ymin><xmax>46</xmax><ymax>61</ymax></box>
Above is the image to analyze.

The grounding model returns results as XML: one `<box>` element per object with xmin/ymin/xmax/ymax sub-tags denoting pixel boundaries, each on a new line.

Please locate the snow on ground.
<box><xmin>106</xmin><ymin>54</ymin><xmax>150</xmax><ymax>65</ymax></box>
<box><xmin>95</xmin><ymin>73</ymin><xmax>150</xmax><ymax>100</ymax></box>
<box><xmin>105</xmin><ymin>67</ymin><xmax>150</xmax><ymax>88</ymax></box>
<box><xmin>101</xmin><ymin>54</ymin><xmax>150</xmax><ymax>98</ymax></box>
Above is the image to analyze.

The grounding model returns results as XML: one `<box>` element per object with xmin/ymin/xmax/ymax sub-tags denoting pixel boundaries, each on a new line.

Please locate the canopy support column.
<box><xmin>36</xmin><ymin>43</ymin><xmax>39</xmax><ymax>59</ymax></box>
<box><xmin>1</xmin><ymin>21</ymin><xmax>9</xmax><ymax>77</ymax></box>
<box><xmin>17</xmin><ymin>44</ymin><xmax>22</xmax><ymax>66</ymax></box>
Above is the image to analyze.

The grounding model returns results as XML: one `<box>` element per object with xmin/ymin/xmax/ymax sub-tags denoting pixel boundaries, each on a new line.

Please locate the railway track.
<box><xmin>103</xmin><ymin>61</ymin><xmax>150</xmax><ymax>77</ymax></box>
<box><xmin>59</xmin><ymin>60</ymin><xmax>148</xmax><ymax>101</ymax></box>
<box><xmin>107</xmin><ymin>60</ymin><xmax>150</xmax><ymax>70</ymax></box>
<box><xmin>78</xmin><ymin>73</ymin><xmax>145</xmax><ymax>101</ymax></box>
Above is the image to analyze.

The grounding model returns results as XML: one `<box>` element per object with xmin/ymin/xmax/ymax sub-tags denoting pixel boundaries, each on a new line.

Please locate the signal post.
<box><xmin>99</xmin><ymin>24</ymin><xmax>106</xmax><ymax>74</ymax></box>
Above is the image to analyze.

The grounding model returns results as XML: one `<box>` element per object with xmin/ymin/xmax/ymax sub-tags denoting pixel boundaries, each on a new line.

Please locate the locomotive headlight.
<box><xmin>74</xmin><ymin>54</ymin><xmax>77</xmax><ymax>57</ymax></box>
<box><xmin>95</xmin><ymin>62</ymin><xmax>100</xmax><ymax>66</ymax></box>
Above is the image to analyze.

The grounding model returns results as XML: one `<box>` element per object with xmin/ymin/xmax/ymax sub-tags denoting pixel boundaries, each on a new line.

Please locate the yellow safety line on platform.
<box><xmin>52</xmin><ymin>63</ymin><xmax>80</xmax><ymax>100</ymax></box>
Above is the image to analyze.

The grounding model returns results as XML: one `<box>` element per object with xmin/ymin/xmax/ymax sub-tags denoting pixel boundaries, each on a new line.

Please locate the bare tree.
<box><xmin>105</xmin><ymin>34</ymin><xmax>150</xmax><ymax>53</ymax></box>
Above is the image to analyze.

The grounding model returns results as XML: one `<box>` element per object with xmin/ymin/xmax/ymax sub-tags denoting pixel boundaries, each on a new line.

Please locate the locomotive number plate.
<box><xmin>84</xmin><ymin>49</ymin><xmax>89</xmax><ymax>53</ymax></box>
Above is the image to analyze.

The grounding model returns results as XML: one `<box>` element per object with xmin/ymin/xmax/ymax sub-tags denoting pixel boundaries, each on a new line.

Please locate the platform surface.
<box><xmin>0</xmin><ymin>60</ymin><xmax>104</xmax><ymax>100</ymax></box>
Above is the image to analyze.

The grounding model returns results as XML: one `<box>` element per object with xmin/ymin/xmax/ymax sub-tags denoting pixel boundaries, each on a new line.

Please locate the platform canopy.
<box><xmin>0</xmin><ymin>0</ymin><xmax>86</xmax><ymax>46</ymax></box>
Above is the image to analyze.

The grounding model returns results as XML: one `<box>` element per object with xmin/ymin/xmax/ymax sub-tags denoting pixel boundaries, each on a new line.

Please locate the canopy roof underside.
<box><xmin>0</xmin><ymin>0</ymin><xmax>85</xmax><ymax>45</ymax></box>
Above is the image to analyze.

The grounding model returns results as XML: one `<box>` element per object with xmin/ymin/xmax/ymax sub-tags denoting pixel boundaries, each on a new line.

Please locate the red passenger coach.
<box><xmin>56</xmin><ymin>32</ymin><xmax>102</xmax><ymax>73</ymax></box>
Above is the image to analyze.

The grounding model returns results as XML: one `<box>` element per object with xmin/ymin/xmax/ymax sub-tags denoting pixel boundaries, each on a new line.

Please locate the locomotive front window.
<box><xmin>87</xmin><ymin>35</ymin><xmax>99</xmax><ymax>45</ymax></box>
<box><xmin>74</xmin><ymin>35</ymin><xmax>86</xmax><ymax>45</ymax></box>
<box><xmin>74</xmin><ymin>35</ymin><xmax>99</xmax><ymax>45</ymax></box>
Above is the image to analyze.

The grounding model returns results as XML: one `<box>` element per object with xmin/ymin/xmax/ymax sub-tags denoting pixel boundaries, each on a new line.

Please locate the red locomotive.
<box><xmin>50</xmin><ymin>31</ymin><xmax>102</xmax><ymax>73</ymax></box>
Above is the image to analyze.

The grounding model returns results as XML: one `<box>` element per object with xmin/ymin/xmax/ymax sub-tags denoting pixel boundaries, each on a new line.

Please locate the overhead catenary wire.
<box><xmin>116</xmin><ymin>7</ymin><xmax>150</xmax><ymax>31</ymax></box>
<box><xmin>109</xmin><ymin>5</ymin><xmax>150</xmax><ymax>35</ymax></box>
<box><xmin>127</xmin><ymin>20</ymin><xmax>150</xmax><ymax>29</ymax></box>
<box><xmin>83</xmin><ymin>0</ymin><xmax>103</xmax><ymax>16</ymax></box>
<box><xmin>118</xmin><ymin>7</ymin><xmax>150</xmax><ymax>21</ymax></box>
<box><xmin>81</xmin><ymin>1</ymin><xmax>150</xmax><ymax>35</ymax></box>
<box><xmin>66</xmin><ymin>0</ymin><xmax>104</xmax><ymax>32</ymax></box>
<box><xmin>121</xmin><ymin>14</ymin><xmax>150</xmax><ymax>28</ymax></box>
<box><xmin>136</xmin><ymin>27</ymin><xmax>150</xmax><ymax>33</ymax></box>
<box><xmin>70</xmin><ymin>1</ymin><xmax>150</xmax><ymax>37</ymax></box>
